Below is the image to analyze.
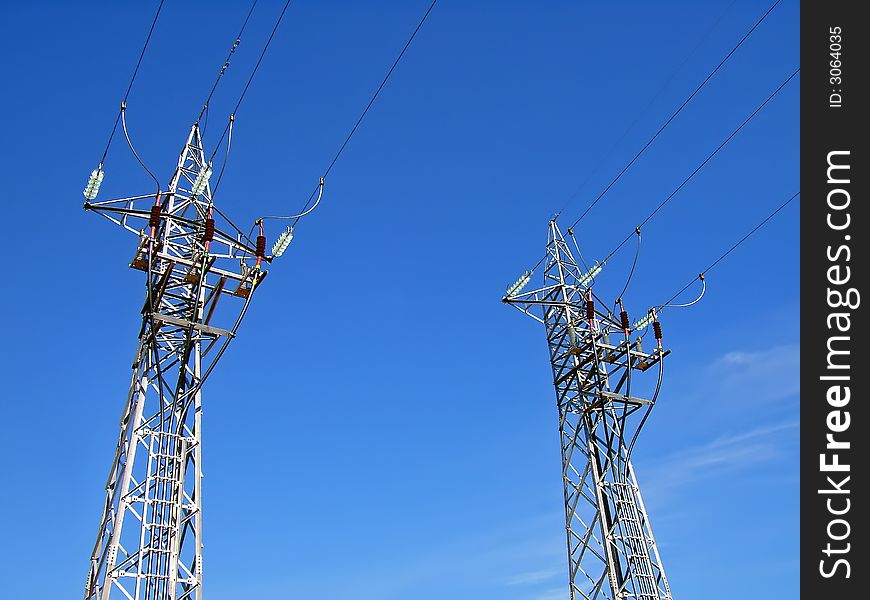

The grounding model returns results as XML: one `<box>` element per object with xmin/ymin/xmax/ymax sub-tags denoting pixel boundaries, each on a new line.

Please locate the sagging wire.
<box><xmin>599</xmin><ymin>67</ymin><xmax>800</xmax><ymax>266</ymax></box>
<box><xmin>97</xmin><ymin>0</ymin><xmax>167</xmax><ymax>169</ymax></box>
<box><xmin>189</xmin><ymin>0</ymin><xmax>292</xmax><ymax>262</ymax></box>
<box><xmin>83</xmin><ymin>0</ymin><xmax>166</xmax><ymax>206</ymax></box>
<box><xmin>259</xmin><ymin>178</ymin><xmax>325</xmax><ymax>222</ymax></box>
<box><xmin>254</xmin><ymin>0</ymin><xmax>438</xmax><ymax>249</ymax></box>
<box><xmin>608</xmin><ymin>246</ymin><xmax>642</xmax><ymax>461</ymax></box>
<box><xmin>616</xmin><ymin>300</ymin><xmax>634</xmax><ymax>462</ymax></box>
<box><xmin>622</xmin><ymin>309</ymin><xmax>666</xmax><ymax>476</ymax></box>
<box><xmin>614</xmin><ymin>228</ymin><xmax>641</xmax><ymax>305</ymax></box>
<box><xmin>211</xmin><ymin>114</ymin><xmax>235</xmax><ymax>198</ymax></box>
<box><xmin>196</xmin><ymin>0</ymin><xmax>259</xmax><ymax>127</ymax></box>
<box><xmin>659</xmin><ymin>275</ymin><xmax>707</xmax><ymax>311</ymax></box>
<box><xmin>318</xmin><ymin>0</ymin><xmax>439</xmax><ymax>183</ymax></box>
<box><xmin>209</xmin><ymin>0</ymin><xmax>295</xmax><ymax>165</ymax></box>
<box><xmin>191</xmin><ymin>0</ymin><xmax>301</xmax><ymax>251</ymax></box>
<box><xmin>553</xmin><ymin>0</ymin><xmax>740</xmax><ymax>220</ymax></box>
<box><xmin>621</xmin><ymin>198</ymin><xmax>797</xmax><ymax>472</ymax></box>
<box><xmin>624</xmin><ymin>349</ymin><xmax>664</xmax><ymax>468</ymax></box>
<box><xmin>563</xmin><ymin>0</ymin><xmax>784</xmax><ymax>231</ymax></box>
<box><xmin>121</xmin><ymin>104</ymin><xmax>162</xmax><ymax>198</ymax></box>
<box><xmin>195</xmin><ymin>0</ymin><xmax>259</xmax><ymax>205</ymax></box>
<box><xmin>516</xmin><ymin>64</ymin><xmax>799</xmax><ymax>277</ymax></box>
<box><xmin>655</xmin><ymin>190</ymin><xmax>799</xmax><ymax>314</ymax></box>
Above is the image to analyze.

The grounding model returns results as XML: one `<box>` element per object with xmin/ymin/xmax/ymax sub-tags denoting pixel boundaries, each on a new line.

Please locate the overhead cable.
<box><xmin>266</xmin><ymin>0</ymin><xmax>439</xmax><ymax>228</ymax></box>
<box><xmin>564</xmin><ymin>0</ymin><xmax>783</xmax><ymax>231</ymax></box>
<box><xmin>599</xmin><ymin>67</ymin><xmax>799</xmax><ymax>265</ymax></box>
<box><xmin>658</xmin><ymin>190</ymin><xmax>799</xmax><ymax>310</ymax></box>
<box><xmin>98</xmin><ymin>0</ymin><xmax>167</xmax><ymax>167</ymax></box>
<box><xmin>196</xmin><ymin>0</ymin><xmax>260</xmax><ymax>125</ymax></box>
<box><xmin>210</xmin><ymin>0</ymin><xmax>295</xmax><ymax>163</ymax></box>
<box><xmin>556</xmin><ymin>0</ymin><xmax>739</xmax><ymax>217</ymax></box>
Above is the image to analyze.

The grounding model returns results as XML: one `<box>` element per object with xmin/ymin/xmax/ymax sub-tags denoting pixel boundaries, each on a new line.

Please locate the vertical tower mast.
<box><xmin>504</xmin><ymin>221</ymin><xmax>672</xmax><ymax>600</ymax></box>
<box><xmin>83</xmin><ymin>124</ymin><xmax>267</xmax><ymax>600</ymax></box>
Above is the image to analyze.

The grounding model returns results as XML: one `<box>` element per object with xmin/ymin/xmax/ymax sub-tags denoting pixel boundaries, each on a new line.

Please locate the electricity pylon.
<box><xmin>81</xmin><ymin>124</ymin><xmax>269</xmax><ymax>599</ymax></box>
<box><xmin>503</xmin><ymin>220</ymin><xmax>672</xmax><ymax>600</ymax></box>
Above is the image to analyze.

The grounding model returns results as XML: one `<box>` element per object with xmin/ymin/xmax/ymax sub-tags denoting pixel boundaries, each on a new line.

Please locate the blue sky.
<box><xmin>0</xmin><ymin>1</ymin><xmax>798</xmax><ymax>598</ymax></box>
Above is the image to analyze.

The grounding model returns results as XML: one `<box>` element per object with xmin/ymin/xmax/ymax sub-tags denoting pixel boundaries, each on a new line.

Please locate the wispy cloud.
<box><xmin>709</xmin><ymin>343</ymin><xmax>800</xmax><ymax>402</ymax></box>
<box><xmin>533</xmin><ymin>588</ymin><xmax>568</xmax><ymax>600</ymax></box>
<box><xmin>214</xmin><ymin>512</ymin><xmax>567</xmax><ymax>600</ymax></box>
<box><xmin>506</xmin><ymin>568</ymin><xmax>562</xmax><ymax>586</ymax></box>
<box><xmin>637</xmin><ymin>418</ymin><xmax>798</xmax><ymax>509</ymax></box>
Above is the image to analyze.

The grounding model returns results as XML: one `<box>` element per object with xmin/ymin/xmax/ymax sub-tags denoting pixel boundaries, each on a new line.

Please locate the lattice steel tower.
<box><xmin>503</xmin><ymin>220</ymin><xmax>672</xmax><ymax>600</ymax></box>
<box><xmin>81</xmin><ymin>124</ymin><xmax>272</xmax><ymax>599</ymax></box>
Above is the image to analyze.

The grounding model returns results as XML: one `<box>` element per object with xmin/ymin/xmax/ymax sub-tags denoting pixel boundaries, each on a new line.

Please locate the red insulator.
<box><xmin>620</xmin><ymin>310</ymin><xmax>630</xmax><ymax>332</ymax></box>
<box><xmin>586</xmin><ymin>299</ymin><xmax>595</xmax><ymax>320</ymax></box>
<box><xmin>256</xmin><ymin>235</ymin><xmax>267</xmax><ymax>258</ymax></box>
<box><xmin>148</xmin><ymin>205</ymin><xmax>162</xmax><ymax>229</ymax></box>
<box><xmin>653</xmin><ymin>320</ymin><xmax>663</xmax><ymax>341</ymax></box>
<box><xmin>203</xmin><ymin>218</ymin><xmax>215</xmax><ymax>243</ymax></box>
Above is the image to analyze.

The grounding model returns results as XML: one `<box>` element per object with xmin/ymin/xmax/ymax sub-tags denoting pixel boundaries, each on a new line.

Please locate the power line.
<box><xmin>556</xmin><ymin>0</ymin><xmax>739</xmax><ymax>218</ymax></box>
<box><xmin>278</xmin><ymin>0</ymin><xmax>439</xmax><ymax>228</ymax></box>
<box><xmin>196</xmin><ymin>0</ymin><xmax>260</xmax><ymax>125</ymax></box>
<box><xmin>564</xmin><ymin>0</ymin><xmax>782</xmax><ymax>231</ymax></box>
<box><xmin>324</xmin><ymin>0</ymin><xmax>438</xmax><ymax>181</ymax></box>
<box><xmin>659</xmin><ymin>190</ymin><xmax>799</xmax><ymax>309</ymax></box>
<box><xmin>599</xmin><ymin>66</ymin><xmax>799</xmax><ymax>265</ymax></box>
<box><xmin>98</xmin><ymin>0</ymin><xmax>167</xmax><ymax>167</ymax></box>
<box><xmin>210</xmin><ymin>0</ymin><xmax>294</xmax><ymax>163</ymax></box>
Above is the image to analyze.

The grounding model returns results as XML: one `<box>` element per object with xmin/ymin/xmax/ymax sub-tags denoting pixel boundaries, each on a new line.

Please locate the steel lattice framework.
<box><xmin>504</xmin><ymin>221</ymin><xmax>672</xmax><ymax>600</ymax></box>
<box><xmin>82</xmin><ymin>125</ymin><xmax>267</xmax><ymax>600</ymax></box>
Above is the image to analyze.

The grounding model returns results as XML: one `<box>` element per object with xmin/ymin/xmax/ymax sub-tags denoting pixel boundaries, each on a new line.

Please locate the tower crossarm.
<box><xmin>84</xmin><ymin>197</ymin><xmax>259</xmax><ymax>262</ymax></box>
